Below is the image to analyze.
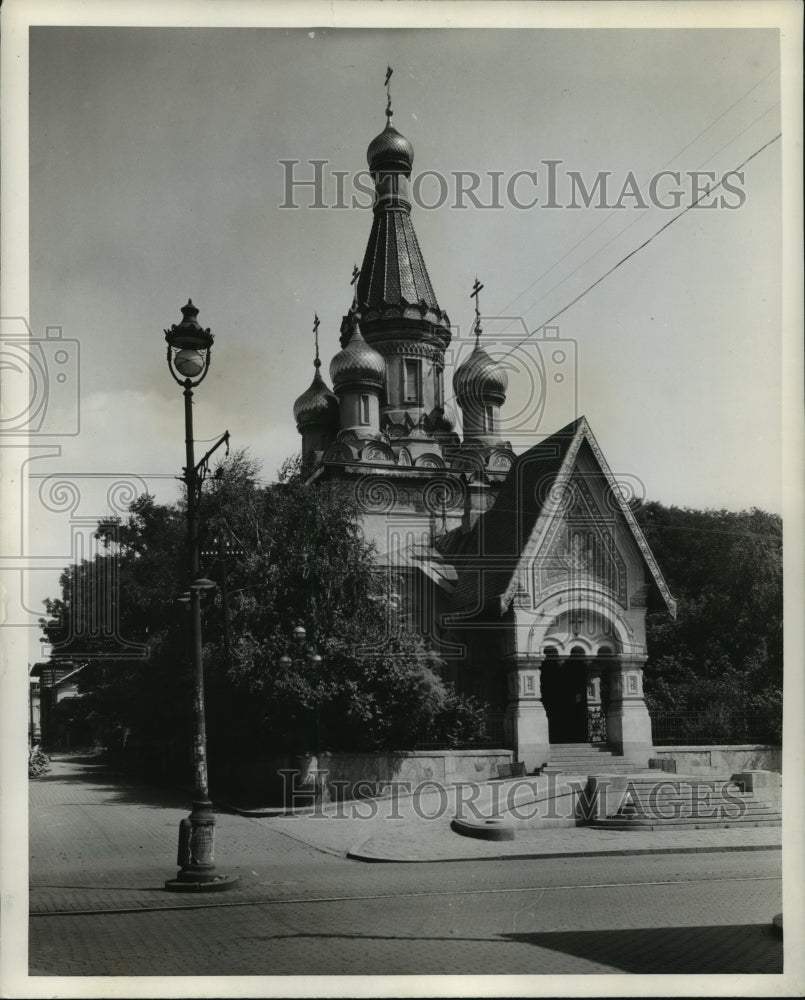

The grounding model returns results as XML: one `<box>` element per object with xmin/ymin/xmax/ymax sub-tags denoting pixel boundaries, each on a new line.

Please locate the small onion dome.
<box><xmin>293</xmin><ymin>369</ymin><xmax>339</xmax><ymax>428</ymax></box>
<box><xmin>330</xmin><ymin>321</ymin><xmax>385</xmax><ymax>391</ymax></box>
<box><xmin>453</xmin><ymin>343</ymin><xmax>508</xmax><ymax>407</ymax></box>
<box><xmin>367</xmin><ymin>123</ymin><xmax>414</xmax><ymax>174</ymax></box>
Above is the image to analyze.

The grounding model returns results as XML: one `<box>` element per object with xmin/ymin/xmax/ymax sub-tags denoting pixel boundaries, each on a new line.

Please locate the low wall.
<box><xmin>652</xmin><ymin>745</ymin><xmax>781</xmax><ymax>774</ymax></box>
<box><xmin>214</xmin><ymin>748</ymin><xmax>514</xmax><ymax>807</ymax></box>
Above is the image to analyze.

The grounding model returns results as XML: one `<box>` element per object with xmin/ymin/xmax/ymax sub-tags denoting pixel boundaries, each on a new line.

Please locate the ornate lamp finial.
<box><xmin>384</xmin><ymin>66</ymin><xmax>393</xmax><ymax>123</ymax></box>
<box><xmin>313</xmin><ymin>313</ymin><xmax>321</xmax><ymax>369</ymax></box>
<box><xmin>470</xmin><ymin>276</ymin><xmax>484</xmax><ymax>343</ymax></box>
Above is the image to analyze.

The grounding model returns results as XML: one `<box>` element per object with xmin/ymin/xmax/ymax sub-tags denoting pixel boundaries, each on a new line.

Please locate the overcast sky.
<box><xmin>12</xmin><ymin>18</ymin><xmax>791</xmax><ymax>655</ymax></box>
<box><xmin>28</xmin><ymin>24</ymin><xmax>783</xmax><ymax>497</ymax></box>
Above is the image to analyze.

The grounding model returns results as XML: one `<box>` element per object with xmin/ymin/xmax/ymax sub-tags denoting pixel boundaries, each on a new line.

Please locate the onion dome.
<box><xmin>330</xmin><ymin>316</ymin><xmax>385</xmax><ymax>391</ymax></box>
<box><xmin>294</xmin><ymin>314</ymin><xmax>339</xmax><ymax>429</ymax></box>
<box><xmin>453</xmin><ymin>342</ymin><xmax>508</xmax><ymax>407</ymax></box>
<box><xmin>293</xmin><ymin>368</ymin><xmax>339</xmax><ymax>429</ymax></box>
<box><xmin>367</xmin><ymin>123</ymin><xmax>414</xmax><ymax>174</ymax></box>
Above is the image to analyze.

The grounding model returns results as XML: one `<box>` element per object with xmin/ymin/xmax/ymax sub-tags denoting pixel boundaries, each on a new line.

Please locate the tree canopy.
<box><xmin>635</xmin><ymin>501</ymin><xmax>782</xmax><ymax>742</ymax></box>
<box><xmin>41</xmin><ymin>450</ymin><xmax>487</xmax><ymax>760</ymax></box>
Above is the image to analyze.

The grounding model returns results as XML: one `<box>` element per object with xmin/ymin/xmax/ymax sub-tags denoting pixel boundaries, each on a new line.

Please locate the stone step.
<box><xmin>610</xmin><ymin>803</ymin><xmax>775</xmax><ymax>817</ymax></box>
<box><xmin>592</xmin><ymin>814</ymin><xmax>782</xmax><ymax>830</ymax></box>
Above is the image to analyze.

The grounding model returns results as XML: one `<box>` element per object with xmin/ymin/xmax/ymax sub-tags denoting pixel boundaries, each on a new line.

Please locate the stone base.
<box><xmin>165</xmin><ymin>872</ymin><xmax>240</xmax><ymax>893</ymax></box>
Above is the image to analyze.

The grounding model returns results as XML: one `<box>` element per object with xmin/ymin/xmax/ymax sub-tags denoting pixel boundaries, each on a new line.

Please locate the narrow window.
<box><xmin>404</xmin><ymin>359</ymin><xmax>420</xmax><ymax>403</ymax></box>
<box><xmin>359</xmin><ymin>394</ymin><xmax>370</xmax><ymax>425</ymax></box>
<box><xmin>484</xmin><ymin>403</ymin><xmax>495</xmax><ymax>432</ymax></box>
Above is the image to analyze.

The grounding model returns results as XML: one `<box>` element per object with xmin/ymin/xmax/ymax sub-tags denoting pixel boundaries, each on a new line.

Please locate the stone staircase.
<box><xmin>546</xmin><ymin>743</ymin><xmax>654</xmax><ymax>775</ymax></box>
<box><xmin>589</xmin><ymin>774</ymin><xmax>782</xmax><ymax>830</ymax></box>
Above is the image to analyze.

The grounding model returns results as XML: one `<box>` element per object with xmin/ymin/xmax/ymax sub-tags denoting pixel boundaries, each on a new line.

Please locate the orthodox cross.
<box><xmin>350</xmin><ymin>264</ymin><xmax>361</xmax><ymax>311</ymax></box>
<box><xmin>385</xmin><ymin>66</ymin><xmax>393</xmax><ymax>122</ymax></box>
<box><xmin>470</xmin><ymin>277</ymin><xmax>484</xmax><ymax>342</ymax></box>
<box><xmin>312</xmin><ymin>313</ymin><xmax>321</xmax><ymax>370</ymax></box>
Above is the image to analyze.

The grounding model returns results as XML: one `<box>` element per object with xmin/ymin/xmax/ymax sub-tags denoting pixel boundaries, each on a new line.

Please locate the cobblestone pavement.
<box><xmin>29</xmin><ymin>875</ymin><xmax>783</xmax><ymax>977</ymax></box>
<box><xmin>17</xmin><ymin>755</ymin><xmax>791</xmax><ymax>986</ymax></box>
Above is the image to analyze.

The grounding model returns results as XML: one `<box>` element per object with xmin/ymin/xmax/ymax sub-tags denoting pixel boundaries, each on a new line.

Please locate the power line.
<box><xmin>441</xmin><ymin>130</ymin><xmax>782</xmax><ymax>418</ymax></box>
<box><xmin>499</xmin><ymin>68</ymin><xmax>780</xmax><ymax>320</ymax></box>
<box><xmin>502</xmin><ymin>99</ymin><xmax>780</xmax><ymax>336</ymax></box>
<box><xmin>522</xmin><ymin>132</ymin><xmax>781</xmax><ymax>337</ymax></box>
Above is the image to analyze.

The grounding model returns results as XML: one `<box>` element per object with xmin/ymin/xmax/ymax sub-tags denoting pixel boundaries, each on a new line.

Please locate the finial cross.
<box><xmin>470</xmin><ymin>277</ymin><xmax>484</xmax><ymax>340</ymax></box>
<box><xmin>350</xmin><ymin>264</ymin><xmax>362</xmax><ymax>313</ymax></box>
<box><xmin>385</xmin><ymin>66</ymin><xmax>393</xmax><ymax>122</ymax></box>
<box><xmin>313</xmin><ymin>313</ymin><xmax>321</xmax><ymax>368</ymax></box>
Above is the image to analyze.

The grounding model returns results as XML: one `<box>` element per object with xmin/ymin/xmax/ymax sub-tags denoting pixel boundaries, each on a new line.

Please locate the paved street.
<box><xmin>26</xmin><ymin>756</ymin><xmax>785</xmax><ymax>980</ymax></box>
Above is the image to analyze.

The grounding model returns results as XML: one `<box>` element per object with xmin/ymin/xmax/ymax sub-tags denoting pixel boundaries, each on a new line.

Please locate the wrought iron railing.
<box><xmin>650</xmin><ymin>710</ymin><xmax>780</xmax><ymax>746</ymax></box>
<box><xmin>413</xmin><ymin>711</ymin><xmax>512</xmax><ymax>751</ymax></box>
<box><xmin>587</xmin><ymin>706</ymin><xmax>607</xmax><ymax>743</ymax></box>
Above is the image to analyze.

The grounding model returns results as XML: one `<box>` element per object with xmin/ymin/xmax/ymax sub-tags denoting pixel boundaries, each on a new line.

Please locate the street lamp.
<box><xmin>163</xmin><ymin>299</ymin><xmax>238</xmax><ymax>893</ymax></box>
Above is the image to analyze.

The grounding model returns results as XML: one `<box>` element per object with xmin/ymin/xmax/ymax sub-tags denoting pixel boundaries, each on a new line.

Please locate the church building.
<box><xmin>292</xmin><ymin>80</ymin><xmax>677</xmax><ymax>771</ymax></box>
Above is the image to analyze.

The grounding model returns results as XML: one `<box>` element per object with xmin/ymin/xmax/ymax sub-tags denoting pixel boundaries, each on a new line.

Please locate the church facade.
<box><xmin>292</xmin><ymin>90</ymin><xmax>676</xmax><ymax>771</ymax></box>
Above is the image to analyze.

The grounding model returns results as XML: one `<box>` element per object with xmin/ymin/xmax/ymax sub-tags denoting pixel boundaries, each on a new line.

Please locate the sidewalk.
<box><xmin>247</xmin><ymin>771</ymin><xmax>782</xmax><ymax>863</ymax></box>
<box><xmin>29</xmin><ymin>755</ymin><xmax>781</xmax><ymax>915</ymax></box>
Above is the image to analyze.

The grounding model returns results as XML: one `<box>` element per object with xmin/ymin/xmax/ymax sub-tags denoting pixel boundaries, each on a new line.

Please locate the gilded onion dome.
<box><xmin>293</xmin><ymin>367</ymin><xmax>339</xmax><ymax>429</ymax></box>
<box><xmin>330</xmin><ymin>317</ymin><xmax>386</xmax><ymax>391</ymax></box>
<box><xmin>367</xmin><ymin>123</ymin><xmax>414</xmax><ymax>175</ymax></box>
<box><xmin>453</xmin><ymin>342</ymin><xmax>508</xmax><ymax>407</ymax></box>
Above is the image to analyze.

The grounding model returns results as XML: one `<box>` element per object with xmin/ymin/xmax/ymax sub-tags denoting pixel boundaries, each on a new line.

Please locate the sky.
<box><xmin>5</xmin><ymin>14</ymin><xmax>795</xmax><ymax>656</ymax></box>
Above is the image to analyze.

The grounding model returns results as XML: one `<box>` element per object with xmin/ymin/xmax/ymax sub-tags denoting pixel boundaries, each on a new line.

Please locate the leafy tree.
<box><xmin>635</xmin><ymin>502</ymin><xmax>782</xmax><ymax>743</ymax></box>
<box><xmin>41</xmin><ymin>450</ymin><xmax>487</xmax><ymax>765</ymax></box>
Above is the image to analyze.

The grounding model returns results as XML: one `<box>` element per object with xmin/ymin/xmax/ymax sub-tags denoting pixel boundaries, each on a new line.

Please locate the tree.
<box><xmin>199</xmin><ymin>451</ymin><xmax>481</xmax><ymax>752</ymax></box>
<box><xmin>41</xmin><ymin>450</ymin><xmax>487</xmax><ymax>765</ymax></box>
<box><xmin>634</xmin><ymin>502</ymin><xmax>783</xmax><ymax>743</ymax></box>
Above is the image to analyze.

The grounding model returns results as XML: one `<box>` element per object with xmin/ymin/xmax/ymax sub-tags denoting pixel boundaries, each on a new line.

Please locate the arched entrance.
<box><xmin>540</xmin><ymin>610</ymin><xmax>620</xmax><ymax>745</ymax></box>
<box><xmin>540</xmin><ymin>648</ymin><xmax>588</xmax><ymax>742</ymax></box>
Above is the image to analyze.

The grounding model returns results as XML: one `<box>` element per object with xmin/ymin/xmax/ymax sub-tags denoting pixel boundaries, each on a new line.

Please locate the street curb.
<box><xmin>346</xmin><ymin>841</ymin><xmax>782</xmax><ymax>863</ymax></box>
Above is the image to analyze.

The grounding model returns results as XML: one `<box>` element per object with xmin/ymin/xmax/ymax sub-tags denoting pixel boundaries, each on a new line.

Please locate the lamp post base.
<box><xmin>164</xmin><ymin>806</ymin><xmax>240</xmax><ymax>892</ymax></box>
<box><xmin>165</xmin><ymin>871</ymin><xmax>240</xmax><ymax>893</ymax></box>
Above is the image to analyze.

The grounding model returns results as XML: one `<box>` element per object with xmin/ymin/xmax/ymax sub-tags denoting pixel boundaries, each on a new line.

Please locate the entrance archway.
<box><xmin>540</xmin><ymin>648</ymin><xmax>588</xmax><ymax>742</ymax></box>
<box><xmin>539</xmin><ymin>609</ymin><xmax>622</xmax><ymax>745</ymax></box>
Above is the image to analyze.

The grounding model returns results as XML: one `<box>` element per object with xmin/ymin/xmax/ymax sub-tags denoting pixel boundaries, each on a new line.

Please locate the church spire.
<box><xmin>342</xmin><ymin>72</ymin><xmax>450</xmax><ymax>350</ymax></box>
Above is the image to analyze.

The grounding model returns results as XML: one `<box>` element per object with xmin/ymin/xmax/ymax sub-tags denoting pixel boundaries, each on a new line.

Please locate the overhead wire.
<box><xmin>498</xmin><ymin>67</ymin><xmax>780</xmax><ymax>320</ymax></box>
<box><xmin>438</xmin><ymin>130</ymin><xmax>782</xmax><ymax>417</ymax></box>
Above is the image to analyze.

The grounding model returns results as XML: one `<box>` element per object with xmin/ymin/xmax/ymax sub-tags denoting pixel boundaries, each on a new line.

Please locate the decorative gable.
<box><xmin>534</xmin><ymin>476</ymin><xmax>629</xmax><ymax>606</ymax></box>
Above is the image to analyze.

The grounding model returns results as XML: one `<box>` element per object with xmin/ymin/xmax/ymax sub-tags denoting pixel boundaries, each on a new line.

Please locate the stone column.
<box><xmin>503</xmin><ymin>653</ymin><xmax>550</xmax><ymax>772</ymax></box>
<box><xmin>605</xmin><ymin>655</ymin><xmax>653</xmax><ymax>764</ymax></box>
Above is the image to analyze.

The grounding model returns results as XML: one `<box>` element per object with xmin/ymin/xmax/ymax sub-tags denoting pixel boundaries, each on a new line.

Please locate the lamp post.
<box><xmin>163</xmin><ymin>299</ymin><xmax>238</xmax><ymax>892</ymax></box>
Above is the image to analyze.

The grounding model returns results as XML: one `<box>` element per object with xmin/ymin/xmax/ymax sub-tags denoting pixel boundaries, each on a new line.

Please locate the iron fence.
<box><xmin>650</xmin><ymin>710</ymin><xmax>781</xmax><ymax>746</ymax></box>
<box><xmin>414</xmin><ymin>711</ymin><xmax>512</xmax><ymax>751</ymax></box>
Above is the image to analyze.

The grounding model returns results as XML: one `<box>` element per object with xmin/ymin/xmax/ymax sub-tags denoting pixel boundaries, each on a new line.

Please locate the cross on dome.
<box><xmin>312</xmin><ymin>313</ymin><xmax>321</xmax><ymax>369</ymax></box>
<box><xmin>384</xmin><ymin>66</ymin><xmax>393</xmax><ymax>123</ymax></box>
<box><xmin>470</xmin><ymin>277</ymin><xmax>484</xmax><ymax>342</ymax></box>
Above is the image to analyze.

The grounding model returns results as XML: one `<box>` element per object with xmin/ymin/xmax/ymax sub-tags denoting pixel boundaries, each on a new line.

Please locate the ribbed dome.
<box><xmin>293</xmin><ymin>369</ymin><xmax>339</xmax><ymax>428</ymax></box>
<box><xmin>330</xmin><ymin>321</ymin><xmax>385</xmax><ymax>390</ymax></box>
<box><xmin>367</xmin><ymin>123</ymin><xmax>414</xmax><ymax>174</ymax></box>
<box><xmin>453</xmin><ymin>343</ymin><xmax>508</xmax><ymax>406</ymax></box>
